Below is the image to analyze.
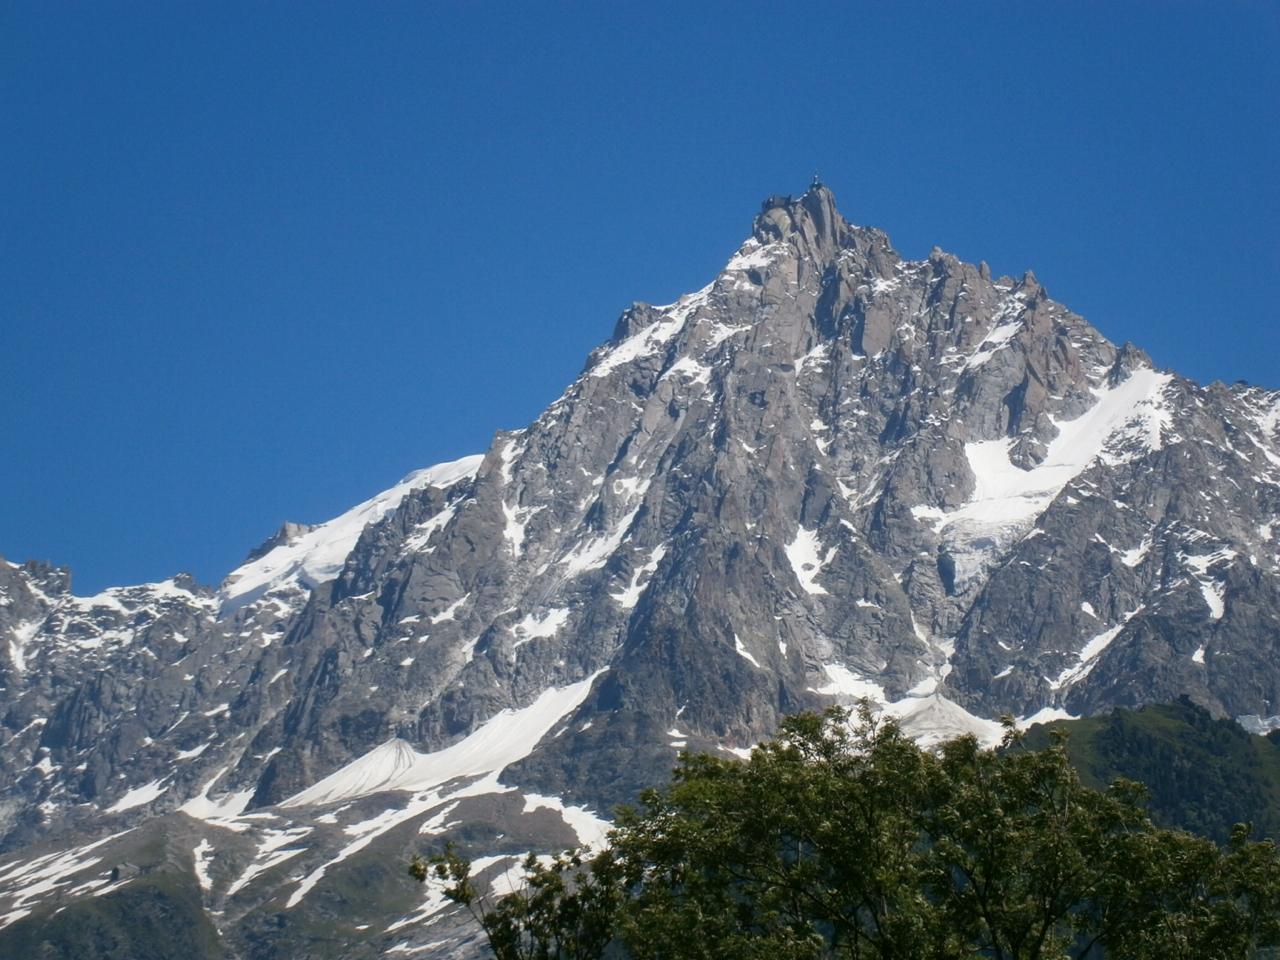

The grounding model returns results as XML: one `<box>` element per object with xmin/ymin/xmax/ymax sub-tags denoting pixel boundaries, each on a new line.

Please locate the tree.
<box><xmin>411</xmin><ymin>707</ymin><xmax>1280</xmax><ymax>959</ymax></box>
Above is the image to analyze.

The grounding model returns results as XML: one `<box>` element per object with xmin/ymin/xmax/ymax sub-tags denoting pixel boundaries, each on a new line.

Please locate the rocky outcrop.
<box><xmin>1</xmin><ymin>184</ymin><xmax>1277</xmax><ymax>956</ymax></box>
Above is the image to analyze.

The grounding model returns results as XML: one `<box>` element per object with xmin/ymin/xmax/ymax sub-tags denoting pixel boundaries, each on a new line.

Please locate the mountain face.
<box><xmin>2</xmin><ymin>184</ymin><xmax>1279</xmax><ymax>957</ymax></box>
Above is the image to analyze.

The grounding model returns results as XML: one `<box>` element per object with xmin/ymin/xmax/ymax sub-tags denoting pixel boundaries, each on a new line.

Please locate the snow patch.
<box><xmin>562</xmin><ymin>507</ymin><xmax>642</xmax><ymax>576</ymax></box>
<box><xmin>0</xmin><ymin>832</ymin><xmax>129</xmax><ymax>930</ymax></box>
<box><xmin>192</xmin><ymin>838</ymin><xmax>215</xmax><ymax>892</ymax></box>
<box><xmin>225</xmin><ymin>827</ymin><xmax>312</xmax><ymax>898</ymax></box>
<box><xmin>502</xmin><ymin>502</ymin><xmax>544</xmax><ymax>558</ymax></box>
<box><xmin>220</xmin><ymin>454</ymin><xmax>482</xmax><ymax>613</ymax></box>
<box><xmin>282</xmin><ymin>671</ymin><xmax>607</xmax><ymax>807</ymax></box>
<box><xmin>964</xmin><ymin>301</ymin><xmax>1026</xmax><ymax>370</ymax></box>
<box><xmin>1051</xmin><ymin>607</ymin><xmax>1143</xmax><ymax>690</ymax></box>
<box><xmin>179</xmin><ymin>766</ymin><xmax>255</xmax><ymax>825</ymax></box>
<box><xmin>809</xmin><ymin>664</ymin><xmax>885</xmax><ymax>702</ymax></box>
<box><xmin>733</xmin><ymin>634</ymin><xmax>762</xmax><ymax>669</ymax></box>
<box><xmin>1181</xmin><ymin>547</ymin><xmax>1235</xmax><ymax>620</ymax></box>
<box><xmin>512</xmin><ymin>608</ymin><xmax>570</xmax><ymax>648</ymax></box>
<box><xmin>429</xmin><ymin>594</ymin><xmax>469</xmax><ymax>625</ymax></box>
<box><xmin>937</xmin><ymin>368</ymin><xmax>1173</xmax><ymax>590</ymax></box>
<box><xmin>522</xmin><ymin>794</ymin><xmax>611</xmax><ymax>849</ymax></box>
<box><xmin>885</xmin><ymin>694</ymin><xmax>1006</xmax><ymax>750</ymax></box>
<box><xmin>661</xmin><ymin>356</ymin><xmax>712</xmax><ymax>386</ymax></box>
<box><xmin>610</xmin><ymin>545</ymin><xmax>667</xmax><ymax>609</ymax></box>
<box><xmin>106</xmin><ymin>778</ymin><xmax>168</xmax><ymax>813</ymax></box>
<box><xmin>1120</xmin><ymin>538</ymin><xmax>1151</xmax><ymax>567</ymax></box>
<box><xmin>589</xmin><ymin>287</ymin><xmax>709</xmax><ymax>379</ymax></box>
<box><xmin>785</xmin><ymin>526</ymin><xmax>836</xmax><ymax>596</ymax></box>
<box><xmin>1239</xmin><ymin>714</ymin><xmax>1280</xmax><ymax>735</ymax></box>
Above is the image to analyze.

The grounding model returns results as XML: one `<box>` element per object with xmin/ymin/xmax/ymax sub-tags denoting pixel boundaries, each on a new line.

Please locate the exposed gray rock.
<box><xmin>1</xmin><ymin>184</ymin><xmax>1278</xmax><ymax>956</ymax></box>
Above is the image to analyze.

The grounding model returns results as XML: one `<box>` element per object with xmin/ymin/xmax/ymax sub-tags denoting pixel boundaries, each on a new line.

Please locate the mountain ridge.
<box><xmin>1</xmin><ymin>183</ymin><xmax>1278</xmax><ymax>956</ymax></box>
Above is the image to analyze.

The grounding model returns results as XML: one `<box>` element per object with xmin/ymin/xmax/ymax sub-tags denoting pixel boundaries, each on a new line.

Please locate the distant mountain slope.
<box><xmin>1</xmin><ymin>182</ymin><xmax>1277</xmax><ymax>956</ymax></box>
<box><xmin>1023</xmin><ymin>698</ymin><xmax>1280</xmax><ymax>843</ymax></box>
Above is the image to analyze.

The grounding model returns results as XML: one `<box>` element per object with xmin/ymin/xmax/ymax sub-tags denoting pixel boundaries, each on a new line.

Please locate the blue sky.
<box><xmin>3</xmin><ymin>2</ymin><xmax>1277</xmax><ymax>593</ymax></box>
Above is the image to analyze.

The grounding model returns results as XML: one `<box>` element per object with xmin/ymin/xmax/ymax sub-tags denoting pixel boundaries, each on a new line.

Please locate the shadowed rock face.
<box><xmin>1</xmin><ymin>185</ymin><xmax>1278</xmax><ymax>956</ymax></box>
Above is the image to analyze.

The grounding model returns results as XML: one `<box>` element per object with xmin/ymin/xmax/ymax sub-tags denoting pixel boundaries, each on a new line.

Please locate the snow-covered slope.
<box><xmin>282</xmin><ymin>671</ymin><xmax>603</xmax><ymax>807</ymax></box>
<box><xmin>219</xmin><ymin>453</ymin><xmax>482</xmax><ymax>613</ymax></box>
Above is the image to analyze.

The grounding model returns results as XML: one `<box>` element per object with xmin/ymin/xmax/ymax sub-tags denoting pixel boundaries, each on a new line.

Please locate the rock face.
<box><xmin>1</xmin><ymin>184</ymin><xmax>1278</xmax><ymax>957</ymax></box>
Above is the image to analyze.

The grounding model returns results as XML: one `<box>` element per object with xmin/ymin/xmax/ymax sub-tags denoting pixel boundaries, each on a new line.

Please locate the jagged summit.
<box><xmin>1</xmin><ymin>186</ymin><xmax>1278</xmax><ymax>957</ymax></box>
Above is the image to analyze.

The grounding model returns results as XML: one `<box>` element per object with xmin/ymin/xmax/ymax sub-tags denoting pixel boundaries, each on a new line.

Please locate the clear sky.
<box><xmin>3</xmin><ymin>2</ymin><xmax>1277</xmax><ymax>594</ymax></box>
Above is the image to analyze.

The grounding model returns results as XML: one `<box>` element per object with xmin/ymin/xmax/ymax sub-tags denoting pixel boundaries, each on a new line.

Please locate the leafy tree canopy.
<box><xmin>412</xmin><ymin>707</ymin><xmax>1280</xmax><ymax>960</ymax></box>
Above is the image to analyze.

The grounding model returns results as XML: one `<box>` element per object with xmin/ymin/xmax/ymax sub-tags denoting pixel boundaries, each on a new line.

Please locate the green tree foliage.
<box><xmin>411</xmin><ymin>708</ymin><xmax>1280</xmax><ymax>959</ymax></box>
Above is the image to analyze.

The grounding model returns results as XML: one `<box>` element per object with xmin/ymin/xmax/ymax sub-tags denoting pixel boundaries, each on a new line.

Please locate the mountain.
<box><xmin>1</xmin><ymin>183</ymin><xmax>1278</xmax><ymax>957</ymax></box>
<box><xmin>1020</xmin><ymin>697</ymin><xmax>1280</xmax><ymax>844</ymax></box>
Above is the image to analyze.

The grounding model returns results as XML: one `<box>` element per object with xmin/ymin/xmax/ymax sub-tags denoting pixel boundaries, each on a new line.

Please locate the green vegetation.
<box><xmin>413</xmin><ymin>707</ymin><xmax>1280</xmax><ymax>960</ymax></box>
<box><xmin>1022</xmin><ymin>697</ymin><xmax>1280</xmax><ymax>843</ymax></box>
<box><xmin>0</xmin><ymin>873</ymin><xmax>226</xmax><ymax>960</ymax></box>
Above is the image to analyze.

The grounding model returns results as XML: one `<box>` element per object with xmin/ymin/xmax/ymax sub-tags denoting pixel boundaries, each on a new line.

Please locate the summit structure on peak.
<box><xmin>1</xmin><ymin>185</ymin><xmax>1278</xmax><ymax>957</ymax></box>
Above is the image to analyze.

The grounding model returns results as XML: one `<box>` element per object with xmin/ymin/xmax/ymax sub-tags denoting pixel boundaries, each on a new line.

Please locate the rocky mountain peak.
<box><xmin>1</xmin><ymin>186</ymin><xmax>1278</xmax><ymax>957</ymax></box>
<box><xmin>753</xmin><ymin>181</ymin><xmax>844</xmax><ymax>250</ymax></box>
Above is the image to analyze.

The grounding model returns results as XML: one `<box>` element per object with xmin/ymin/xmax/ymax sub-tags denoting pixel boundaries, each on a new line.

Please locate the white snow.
<box><xmin>1119</xmin><ymin>538</ymin><xmax>1151</xmax><ymax>567</ymax></box>
<box><xmin>733</xmin><ymin>634</ymin><xmax>762</xmax><ymax>669</ymax></box>
<box><xmin>402</xmin><ymin>501</ymin><xmax>461</xmax><ymax>554</ymax></box>
<box><xmin>522</xmin><ymin>793</ymin><xmax>611</xmax><ymax>849</ymax></box>
<box><xmin>936</xmin><ymin>367</ymin><xmax>1173</xmax><ymax>590</ymax></box>
<box><xmin>7</xmin><ymin>619</ymin><xmax>40</xmax><ymax>674</ymax></box>
<box><xmin>224</xmin><ymin>827</ymin><xmax>312</xmax><ymax>898</ymax></box>
<box><xmin>562</xmin><ymin>507</ymin><xmax>642</xmax><ymax>576</ymax></box>
<box><xmin>1018</xmin><ymin>707</ymin><xmax>1079</xmax><ymax>728</ymax></box>
<box><xmin>1238</xmin><ymin>714</ymin><xmax>1280</xmax><ymax>735</ymax></box>
<box><xmin>703</xmin><ymin>321</ymin><xmax>752</xmax><ymax>347</ymax></box>
<box><xmin>175</xmin><ymin>743</ymin><xmax>210</xmax><ymax>761</ymax></box>
<box><xmin>282</xmin><ymin>670</ymin><xmax>607</xmax><ymax>807</ymax></box>
<box><xmin>1198</xmin><ymin>581</ymin><xmax>1225</xmax><ymax>620</ymax></box>
<box><xmin>884</xmin><ymin>693</ymin><xmax>1005</xmax><ymax>750</ymax></box>
<box><xmin>1051</xmin><ymin>607</ymin><xmax>1143</xmax><ymax>690</ymax></box>
<box><xmin>512</xmin><ymin>608</ymin><xmax>570</xmax><ymax>648</ymax></box>
<box><xmin>610</xmin><ymin>545</ymin><xmax>667</xmax><ymax>609</ymax></box>
<box><xmin>106</xmin><ymin>778</ymin><xmax>168</xmax><ymax>813</ymax></box>
<box><xmin>661</xmin><ymin>356</ymin><xmax>713</xmax><ymax>386</ymax></box>
<box><xmin>964</xmin><ymin>302</ymin><xmax>1026</xmax><ymax>370</ymax></box>
<box><xmin>192</xmin><ymin>839</ymin><xmax>215</xmax><ymax>892</ymax></box>
<box><xmin>809</xmin><ymin>664</ymin><xmax>885</xmax><ymax>702</ymax></box>
<box><xmin>795</xmin><ymin>342</ymin><xmax>830</xmax><ymax>375</ymax></box>
<box><xmin>1181</xmin><ymin>547</ymin><xmax>1235</xmax><ymax>620</ymax></box>
<box><xmin>429</xmin><ymin>595</ymin><xmax>469</xmax><ymax>625</ymax></box>
<box><xmin>588</xmin><ymin>287</ymin><xmax>709</xmax><ymax>379</ymax></box>
<box><xmin>1192</xmin><ymin>643</ymin><xmax>1207</xmax><ymax>664</ymax></box>
<box><xmin>502</xmin><ymin>502</ymin><xmax>544</xmax><ymax>558</ymax></box>
<box><xmin>178</xmin><ymin>766</ymin><xmax>255</xmax><ymax>825</ymax></box>
<box><xmin>724</xmin><ymin>239</ymin><xmax>785</xmax><ymax>273</ymax></box>
<box><xmin>0</xmin><ymin>832</ymin><xmax>128</xmax><ymax>930</ymax></box>
<box><xmin>964</xmin><ymin>368</ymin><xmax>1171</xmax><ymax>520</ymax></box>
<box><xmin>220</xmin><ymin>454</ymin><xmax>482</xmax><ymax>613</ymax></box>
<box><xmin>785</xmin><ymin>526</ymin><xmax>837</xmax><ymax>596</ymax></box>
<box><xmin>286</xmin><ymin>771</ymin><xmax>523</xmax><ymax>910</ymax></box>
<box><xmin>498</xmin><ymin>436</ymin><xmax>523</xmax><ymax>485</ymax></box>
<box><xmin>418</xmin><ymin>802</ymin><xmax>460</xmax><ymax>836</ymax></box>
